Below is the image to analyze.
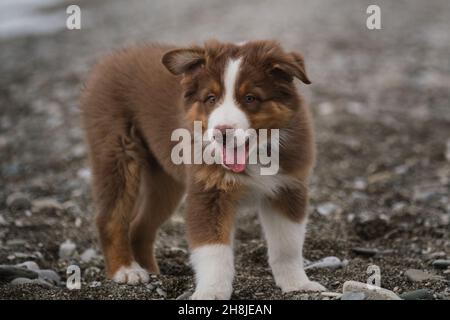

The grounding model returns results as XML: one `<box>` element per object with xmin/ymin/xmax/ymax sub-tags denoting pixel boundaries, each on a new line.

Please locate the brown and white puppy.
<box><xmin>80</xmin><ymin>40</ymin><xmax>325</xmax><ymax>299</ymax></box>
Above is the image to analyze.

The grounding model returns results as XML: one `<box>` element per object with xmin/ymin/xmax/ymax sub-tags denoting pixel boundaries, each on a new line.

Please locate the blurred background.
<box><xmin>0</xmin><ymin>0</ymin><xmax>449</xmax><ymax>299</ymax></box>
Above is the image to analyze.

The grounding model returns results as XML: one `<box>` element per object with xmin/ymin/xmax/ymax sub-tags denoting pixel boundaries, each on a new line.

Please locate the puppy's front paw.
<box><xmin>191</xmin><ymin>286</ymin><xmax>232</xmax><ymax>300</ymax></box>
<box><xmin>281</xmin><ymin>280</ymin><xmax>326</xmax><ymax>293</ymax></box>
<box><xmin>112</xmin><ymin>262</ymin><xmax>149</xmax><ymax>285</ymax></box>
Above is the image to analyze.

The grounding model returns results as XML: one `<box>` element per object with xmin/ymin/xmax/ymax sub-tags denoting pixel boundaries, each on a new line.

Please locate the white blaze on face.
<box><xmin>207</xmin><ymin>58</ymin><xmax>250</xmax><ymax>136</ymax></box>
<box><xmin>206</xmin><ymin>58</ymin><xmax>250</xmax><ymax>173</ymax></box>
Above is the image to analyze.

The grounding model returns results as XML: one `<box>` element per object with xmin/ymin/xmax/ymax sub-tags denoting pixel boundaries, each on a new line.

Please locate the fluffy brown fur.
<box><xmin>80</xmin><ymin>40</ymin><xmax>314</xmax><ymax>281</ymax></box>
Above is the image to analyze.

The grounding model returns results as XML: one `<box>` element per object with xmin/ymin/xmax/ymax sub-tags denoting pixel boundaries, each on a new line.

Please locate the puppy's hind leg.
<box><xmin>130</xmin><ymin>165</ymin><xmax>185</xmax><ymax>274</ymax></box>
<box><xmin>91</xmin><ymin>132</ymin><xmax>149</xmax><ymax>285</ymax></box>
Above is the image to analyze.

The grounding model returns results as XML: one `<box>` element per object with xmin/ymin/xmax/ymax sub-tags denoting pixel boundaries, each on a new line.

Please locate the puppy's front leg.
<box><xmin>186</xmin><ymin>187</ymin><xmax>236</xmax><ymax>300</ymax></box>
<box><xmin>259</xmin><ymin>189</ymin><xmax>326</xmax><ymax>293</ymax></box>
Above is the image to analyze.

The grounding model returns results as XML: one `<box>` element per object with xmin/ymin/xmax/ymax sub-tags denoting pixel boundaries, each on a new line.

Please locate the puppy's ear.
<box><xmin>271</xmin><ymin>52</ymin><xmax>311</xmax><ymax>84</ymax></box>
<box><xmin>161</xmin><ymin>48</ymin><xmax>205</xmax><ymax>75</ymax></box>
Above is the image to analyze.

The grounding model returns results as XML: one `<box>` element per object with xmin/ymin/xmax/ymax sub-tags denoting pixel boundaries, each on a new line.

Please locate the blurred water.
<box><xmin>0</xmin><ymin>0</ymin><xmax>65</xmax><ymax>38</ymax></box>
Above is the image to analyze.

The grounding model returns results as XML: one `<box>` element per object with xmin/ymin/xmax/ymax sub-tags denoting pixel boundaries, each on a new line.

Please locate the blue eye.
<box><xmin>245</xmin><ymin>94</ymin><xmax>256</xmax><ymax>103</ymax></box>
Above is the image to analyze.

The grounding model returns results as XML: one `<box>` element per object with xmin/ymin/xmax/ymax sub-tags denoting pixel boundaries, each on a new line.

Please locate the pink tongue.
<box><xmin>223</xmin><ymin>145</ymin><xmax>247</xmax><ymax>173</ymax></box>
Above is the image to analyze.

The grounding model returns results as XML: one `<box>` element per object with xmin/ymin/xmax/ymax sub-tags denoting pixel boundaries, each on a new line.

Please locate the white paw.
<box><xmin>112</xmin><ymin>262</ymin><xmax>149</xmax><ymax>285</ymax></box>
<box><xmin>190</xmin><ymin>287</ymin><xmax>232</xmax><ymax>300</ymax></box>
<box><xmin>281</xmin><ymin>280</ymin><xmax>326</xmax><ymax>293</ymax></box>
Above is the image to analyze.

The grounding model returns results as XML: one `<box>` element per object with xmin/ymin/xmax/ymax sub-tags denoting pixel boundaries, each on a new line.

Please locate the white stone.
<box><xmin>59</xmin><ymin>240</ymin><xmax>76</xmax><ymax>259</ymax></box>
<box><xmin>343</xmin><ymin>281</ymin><xmax>401</xmax><ymax>300</ymax></box>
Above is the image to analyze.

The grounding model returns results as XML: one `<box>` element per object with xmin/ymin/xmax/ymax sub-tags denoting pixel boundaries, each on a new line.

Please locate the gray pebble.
<box><xmin>36</xmin><ymin>269</ymin><xmax>61</xmax><ymax>285</ymax></box>
<box><xmin>156</xmin><ymin>288</ymin><xmax>167</xmax><ymax>298</ymax></box>
<box><xmin>0</xmin><ymin>214</ymin><xmax>7</xmax><ymax>226</ymax></box>
<box><xmin>16</xmin><ymin>261</ymin><xmax>40</xmax><ymax>271</ymax></box>
<box><xmin>89</xmin><ymin>281</ymin><xmax>102</xmax><ymax>288</ymax></box>
<box><xmin>6</xmin><ymin>239</ymin><xmax>27</xmax><ymax>246</ymax></box>
<box><xmin>400</xmin><ymin>289</ymin><xmax>434</xmax><ymax>300</ymax></box>
<box><xmin>32</xmin><ymin>198</ymin><xmax>63</xmax><ymax>214</ymax></box>
<box><xmin>343</xmin><ymin>281</ymin><xmax>401</xmax><ymax>300</ymax></box>
<box><xmin>316</xmin><ymin>202</ymin><xmax>342</xmax><ymax>216</ymax></box>
<box><xmin>352</xmin><ymin>247</ymin><xmax>379</xmax><ymax>257</ymax></box>
<box><xmin>305</xmin><ymin>256</ymin><xmax>346</xmax><ymax>270</ymax></box>
<box><xmin>84</xmin><ymin>266</ymin><xmax>101</xmax><ymax>279</ymax></box>
<box><xmin>341</xmin><ymin>292</ymin><xmax>366</xmax><ymax>300</ymax></box>
<box><xmin>0</xmin><ymin>265</ymin><xmax>38</xmax><ymax>282</ymax></box>
<box><xmin>321</xmin><ymin>291</ymin><xmax>342</xmax><ymax>299</ymax></box>
<box><xmin>62</xmin><ymin>201</ymin><xmax>82</xmax><ymax>215</ymax></box>
<box><xmin>80</xmin><ymin>248</ymin><xmax>98</xmax><ymax>263</ymax></box>
<box><xmin>59</xmin><ymin>240</ymin><xmax>76</xmax><ymax>259</ymax></box>
<box><xmin>6</xmin><ymin>192</ymin><xmax>31</xmax><ymax>211</ymax></box>
<box><xmin>10</xmin><ymin>277</ymin><xmax>53</xmax><ymax>288</ymax></box>
<box><xmin>432</xmin><ymin>259</ymin><xmax>450</xmax><ymax>269</ymax></box>
<box><xmin>176</xmin><ymin>291</ymin><xmax>193</xmax><ymax>300</ymax></box>
<box><xmin>405</xmin><ymin>269</ymin><xmax>443</xmax><ymax>282</ymax></box>
<box><xmin>425</xmin><ymin>251</ymin><xmax>446</xmax><ymax>260</ymax></box>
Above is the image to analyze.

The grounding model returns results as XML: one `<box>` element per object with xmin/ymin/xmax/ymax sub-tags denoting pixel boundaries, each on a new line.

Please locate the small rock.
<box><xmin>400</xmin><ymin>289</ymin><xmax>434</xmax><ymax>300</ymax></box>
<box><xmin>59</xmin><ymin>240</ymin><xmax>76</xmax><ymax>259</ymax></box>
<box><xmin>71</xmin><ymin>144</ymin><xmax>86</xmax><ymax>159</ymax></box>
<box><xmin>177</xmin><ymin>291</ymin><xmax>193</xmax><ymax>300</ymax></box>
<box><xmin>10</xmin><ymin>277</ymin><xmax>53</xmax><ymax>288</ymax></box>
<box><xmin>405</xmin><ymin>269</ymin><xmax>443</xmax><ymax>282</ymax></box>
<box><xmin>368</xmin><ymin>171</ymin><xmax>392</xmax><ymax>184</ymax></box>
<box><xmin>89</xmin><ymin>281</ymin><xmax>101</xmax><ymax>288</ymax></box>
<box><xmin>305</xmin><ymin>256</ymin><xmax>346</xmax><ymax>270</ymax></box>
<box><xmin>77</xmin><ymin>168</ymin><xmax>91</xmax><ymax>181</ymax></box>
<box><xmin>146</xmin><ymin>283</ymin><xmax>155</xmax><ymax>291</ymax></box>
<box><xmin>6</xmin><ymin>239</ymin><xmax>28</xmax><ymax>246</ymax></box>
<box><xmin>75</xmin><ymin>217</ymin><xmax>82</xmax><ymax>228</ymax></box>
<box><xmin>316</xmin><ymin>203</ymin><xmax>342</xmax><ymax>216</ymax></box>
<box><xmin>62</xmin><ymin>201</ymin><xmax>82</xmax><ymax>215</ymax></box>
<box><xmin>156</xmin><ymin>288</ymin><xmax>167</xmax><ymax>298</ymax></box>
<box><xmin>432</xmin><ymin>259</ymin><xmax>450</xmax><ymax>269</ymax></box>
<box><xmin>341</xmin><ymin>292</ymin><xmax>366</xmax><ymax>300</ymax></box>
<box><xmin>353</xmin><ymin>215</ymin><xmax>390</xmax><ymax>240</ymax></box>
<box><xmin>84</xmin><ymin>266</ymin><xmax>101</xmax><ymax>279</ymax></box>
<box><xmin>352</xmin><ymin>247</ymin><xmax>379</xmax><ymax>257</ymax></box>
<box><xmin>80</xmin><ymin>248</ymin><xmax>98</xmax><ymax>263</ymax></box>
<box><xmin>321</xmin><ymin>291</ymin><xmax>342</xmax><ymax>298</ymax></box>
<box><xmin>0</xmin><ymin>266</ymin><xmax>38</xmax><ymax>282</ymax></box>
<box><xmin>6</xmin><ymin>192</ymin><xmax>31</xmax><ymax>211</ymax></box>
<box><xmin>0</xmin><ymin>214</ymin><xmax>7</xmax><ymax>226</ymax></box>
<box><xmin>16</xmin><ymin>261</ymin><xmax>40</xmax><ymax>271</ymax></box>
<box><xmin>36</xmin><ymin>269</ymin><xmax>61</xmax><ymax>285</ymax></box>
<box><xmin>353</xmin><ymin>179</ymin><xmax>367</xmax><ymax>190</ymax></box>
<box><xmin>426</xmin><ymin>251</ymin><xmax>446</xmax><ymax>260</ymax></box>
<box><xmin>343</xmin><ymin>281</ymin><xmax>401</xmax><ymax>300</ymax></box>
<box><xmin>32</xmin><ymin>198</ymin><xmax>63</xmax><ymax>214</ymax></box>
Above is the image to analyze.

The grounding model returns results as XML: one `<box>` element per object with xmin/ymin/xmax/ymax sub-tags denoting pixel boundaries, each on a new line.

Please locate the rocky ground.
<box><xmin>0</xmin><ymin>0</ymin><xmax>449</xmax><ymax>300</ymax></box>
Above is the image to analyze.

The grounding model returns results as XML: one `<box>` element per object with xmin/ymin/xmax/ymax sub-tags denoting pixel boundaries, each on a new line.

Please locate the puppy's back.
<box><xmin>80</xmin><ymin>44</ymin><xmax>186</xmax><ymax>180</ymax></box>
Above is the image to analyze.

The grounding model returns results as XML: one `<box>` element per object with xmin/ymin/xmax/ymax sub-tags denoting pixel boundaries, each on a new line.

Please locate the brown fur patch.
<box><xmin>185</xmin><ymin>178</ymin><xmax>244</xmax><ymax>248</ymax></box>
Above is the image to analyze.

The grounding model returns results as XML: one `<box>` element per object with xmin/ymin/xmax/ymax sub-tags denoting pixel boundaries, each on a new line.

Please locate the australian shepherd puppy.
<box><xmin>80</xmin><ymin>40</ymin><xmax>325</xmax><ymax>299</ymax></box>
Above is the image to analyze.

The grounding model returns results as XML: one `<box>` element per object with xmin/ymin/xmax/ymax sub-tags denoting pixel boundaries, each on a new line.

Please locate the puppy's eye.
<box><xmin>244</xmin><ymin>94</ymin><xmax>256</xmax><ymax>104</ymax></box>
<box><xmin>206</xmin><ymin>94</ymin><xmax>216</xmax><ymax>105</ymax></box>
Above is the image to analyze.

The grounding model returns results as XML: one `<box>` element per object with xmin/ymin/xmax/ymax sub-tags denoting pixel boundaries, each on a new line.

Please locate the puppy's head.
<box><xmin>162</xmin><ymin>40</ymin><xmax>310</xmax><ymax>172</ymax></box>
